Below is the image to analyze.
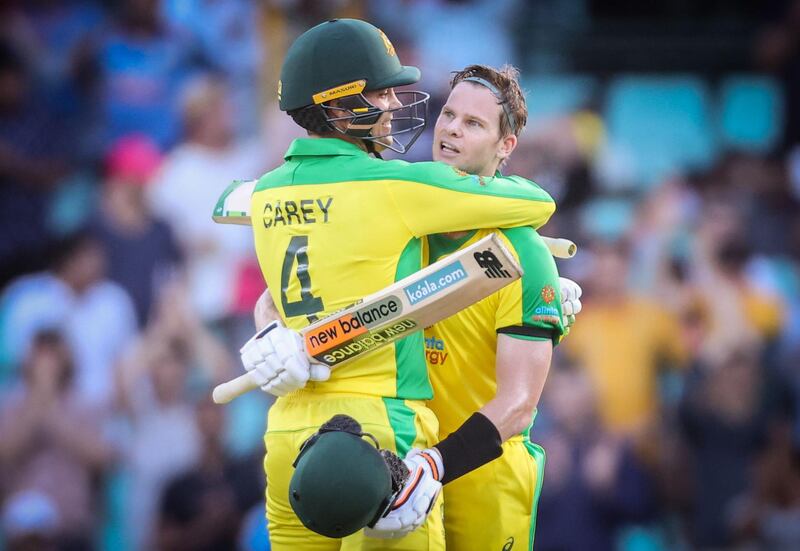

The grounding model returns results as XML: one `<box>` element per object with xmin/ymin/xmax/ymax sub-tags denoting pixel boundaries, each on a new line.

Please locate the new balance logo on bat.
<box><xmin>474</xmin><ymin>249</ymin><xmax>511</xmax><ymax>278</ymax></box>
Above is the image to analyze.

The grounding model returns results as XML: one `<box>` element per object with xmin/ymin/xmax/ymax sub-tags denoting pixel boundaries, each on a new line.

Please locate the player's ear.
<box><xmin>496</xmin><ymin>133</ymin><xmax>517</xmax><ymax>161</ymax></box>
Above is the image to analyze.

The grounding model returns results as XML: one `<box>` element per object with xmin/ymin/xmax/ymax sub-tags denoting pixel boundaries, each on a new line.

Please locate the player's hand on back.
<box><xmin>239</xmin><ymin>320</ymin><xmax>331</xmax><ymax>397</ymax></box>
<box><xmin>559</xmin><ymin>277</ymin><xmax>583</xmax><ymax>332</ymax></box>
<box><xmin>365</xmin><ymin>448</ymin><xmax>443</xmax><ymax>539</ymax></box>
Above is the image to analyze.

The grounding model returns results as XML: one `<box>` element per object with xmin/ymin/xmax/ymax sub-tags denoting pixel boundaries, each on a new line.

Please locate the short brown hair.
<box><xmin>450</xmin><ymin>64</ymin><xmax>527</xmax><ymax>138</ymax></box>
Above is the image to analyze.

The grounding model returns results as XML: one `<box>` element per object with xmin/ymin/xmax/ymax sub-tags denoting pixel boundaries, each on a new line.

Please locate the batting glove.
<box><xmin>240</xmin><ymin>321</ymin><xmax>331</xmax><ymax>397</ymax></box>
<box><xmin>365</xmin><ymin>448</ymin><xmax>443</xmax><ymax>539</ymax></box>
<box><xmin>559</xmin><ymin>277</ymin><xmax>583</xmax><ymax>331</ymax></box>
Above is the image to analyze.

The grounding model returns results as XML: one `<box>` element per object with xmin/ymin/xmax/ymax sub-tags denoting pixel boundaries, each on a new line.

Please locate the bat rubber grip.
<box><xmin>542</xmin><ymin>237</ymin><xmax>577</xmax><ymax>258</ymax></box>
<box><xmin>212</xmin><ymin>372</ymin><xmax>259</xmax><ymax>404</ymax></box>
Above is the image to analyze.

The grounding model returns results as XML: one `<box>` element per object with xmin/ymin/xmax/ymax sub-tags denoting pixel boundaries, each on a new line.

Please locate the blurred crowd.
<box><xmin>0</xmin><ymin>1</ymin><xmax>799</xmax><ymax>551</ymax></box>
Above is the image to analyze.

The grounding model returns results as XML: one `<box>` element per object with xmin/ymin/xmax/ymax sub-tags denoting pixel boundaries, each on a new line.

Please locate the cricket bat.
<box><xmin>212</xmin><ymin>179</ymin><xmax>578</xmax><ymax>257</ymax></box>
<box><xmin>212</xmin><ymin>233</ymin><xmax>522</xmax><ymax>404</ymax></box>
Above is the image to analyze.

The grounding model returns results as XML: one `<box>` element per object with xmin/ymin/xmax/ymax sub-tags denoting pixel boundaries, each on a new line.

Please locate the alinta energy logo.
<box><xmin>424</xmin><ymin>336</ymin><xmax>448</xmax><ymax>366</ymax></box>
<box><xmin>404</xmin><ymin>261</ymin><xmax>467</xmax><ymax>305</ymax></box>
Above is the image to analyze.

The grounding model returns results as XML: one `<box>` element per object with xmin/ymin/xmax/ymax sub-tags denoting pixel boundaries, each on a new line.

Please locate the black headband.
<box><xmin>462</xmin><ymin>76</ymin><xmax>517</xmax><ymax>135</ymax></box>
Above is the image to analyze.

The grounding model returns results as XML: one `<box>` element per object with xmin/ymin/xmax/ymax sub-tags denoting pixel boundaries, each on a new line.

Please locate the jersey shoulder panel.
<box><xmin>496</xmin><ymin>227</ymin><xmax>565</xmax><ymax>342</ymax></box>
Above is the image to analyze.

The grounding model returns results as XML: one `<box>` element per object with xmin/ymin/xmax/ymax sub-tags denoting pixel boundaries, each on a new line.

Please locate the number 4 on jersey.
<box><xmin>281</xmin><ymin>236</ymin><xmax>324</xmax><ymax>318</ymax></box>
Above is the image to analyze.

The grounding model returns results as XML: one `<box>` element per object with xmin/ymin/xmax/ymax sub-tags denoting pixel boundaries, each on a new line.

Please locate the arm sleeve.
<box><xmin>385</xmin><ymin>162</ymin><xmax>555</xmax><ymax>237</ymax></box>
<box><xmin>494</xmin><ymin>228</ymin><xmax>565</xmax><ymax>344</ymax></box>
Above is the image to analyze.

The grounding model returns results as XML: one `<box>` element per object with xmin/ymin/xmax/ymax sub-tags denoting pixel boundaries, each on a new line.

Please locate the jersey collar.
<box><xmin>284</xmin><ymin>138</ymin><xmax>368</xmax><ymax>160</ymax></box>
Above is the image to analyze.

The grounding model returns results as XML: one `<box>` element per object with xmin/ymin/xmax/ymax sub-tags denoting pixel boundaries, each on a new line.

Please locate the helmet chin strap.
<box><xmin>364</xmin><ymin>140</ymin><xmax>383</xmax><ymax>159</ymax></box>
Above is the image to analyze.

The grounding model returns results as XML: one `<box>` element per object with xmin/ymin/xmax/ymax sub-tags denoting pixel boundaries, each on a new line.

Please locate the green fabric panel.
<box><xmin>499</xmin><ymin>227</ymin><xmax>565</xmax><ymax>345</ymax></box>
<box><xmin>254</xmin><ymin>139</ymin><xmax>556</xmax><ymax>204</ymax></box>
<box><xmin>503</xmin><ymin>333</ymin><xmax>552</xmax><ymax>342</ymax></box>
<box><xmin>393</xmin><ymin>238</ymin><xmax>432</xmax><ymax>399</ymax></box>
<box><xmin>382</xmin><ymin>398</ymin><xmax>418</xmax><ymax>458</ymax></box>
<box><xmin>523</xmin><ymin>440</ymin><xmax>547</xmax><ymax>550</ymax></box>
<box><xmin>426</xmin><ymin>231</ymin><xmax>477</xmax><ymax>263</ymax></box>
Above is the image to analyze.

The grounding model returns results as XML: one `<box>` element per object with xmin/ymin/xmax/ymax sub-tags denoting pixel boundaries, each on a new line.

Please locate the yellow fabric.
<box><xmin>563</xmin><ymin>296</ymin><xmax>688</xmax><ymax>434</ymax></box>
<box><xmin>443</xmin><ymin>439</ymin><xmax>540</xmax><ymax>551</ymax></box>
<box><xmin>741</xmin><ymin>289</ymin><xmax>783</xmax><ymax>339</ymax></box>
<box><xmin>264</xmin><ymin>392</ymin><xmax>444</xmax><ymax>550</ymax></box>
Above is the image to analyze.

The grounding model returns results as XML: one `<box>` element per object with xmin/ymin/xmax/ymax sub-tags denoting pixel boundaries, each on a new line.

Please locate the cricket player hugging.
<box><xmin>214</xmin><ymin>18</ymin><xmax>583</xmax><ymax>551</ymax></box>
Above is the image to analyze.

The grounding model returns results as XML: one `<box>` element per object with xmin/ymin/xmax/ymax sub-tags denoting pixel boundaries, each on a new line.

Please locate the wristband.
<box><xmin>434</xmin><ymin>412</ymin><xmax>502</xmax><ymax>484</ymax></box>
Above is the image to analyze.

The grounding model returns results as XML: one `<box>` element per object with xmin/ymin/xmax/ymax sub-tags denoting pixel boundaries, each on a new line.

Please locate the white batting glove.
<box><xmin>239</xmin><ymin>321</ymin><xmax>330</xmax><ymax>397</ymax></box>
<box><xmin>559</xmin><ymin>277</ymin><xmax>583</xmax><ymax>330</ymax></box>
<box><xmin>365</xmin><ymin>448</ymin><xmax>443</xmax><ymax>539</ymax></box>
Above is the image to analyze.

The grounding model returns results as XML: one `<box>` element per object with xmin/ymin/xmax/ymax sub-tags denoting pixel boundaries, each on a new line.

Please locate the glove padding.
<box><xmin>365</xmin><ymin>448</ymin><xmax>444</xmax><ymax>539</ymax></box>
<box><xmin>559</xmin><ymin>277</ymin><xmax>583</xmax><ymax>331</ymax></box>
<box><xmin>240</xmin><ymin>321</ymin><xmax>330</xmax><ymax>397</ymax></box>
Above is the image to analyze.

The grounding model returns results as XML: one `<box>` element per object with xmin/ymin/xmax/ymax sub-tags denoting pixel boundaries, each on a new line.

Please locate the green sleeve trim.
<box><xmin>497</xmin><ymin>331</ymin><xmax>552</xmax><ymax>343</ymax></box>
<box><xmin>497</xmin><ymin>325</ymin><xmax>556</xmax><ymax>341</ymax></box>
<box><xmin>499</xmin><ymin>227</ymin><xmax>565</xmax><ymax>340</ymax></box>
<box><xmin>382</xmin><ymin>398</ymin><xmax>418</xmax><ymax>458</ymax></box>
<box><xmin>393</xmin><ymin>238</ymin><xmax>433</xmax><ymax>400</ymax></box>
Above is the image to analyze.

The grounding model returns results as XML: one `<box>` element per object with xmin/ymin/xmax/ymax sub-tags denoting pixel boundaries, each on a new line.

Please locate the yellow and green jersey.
<box><xmin>250</xmin><ymin>138</ymin><xmax>556</xmax><ymax>401</ymax></box>
<box><xmin>424</xmin><ymin>228</ymin><xmax>565</xmax><ymax>438</ymax></box>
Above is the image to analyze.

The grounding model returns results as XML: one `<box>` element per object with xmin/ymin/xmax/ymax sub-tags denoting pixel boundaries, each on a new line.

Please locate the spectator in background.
<box><xmin>562</xmin><ymin>239</ymin><xmax>688</xmax><ymax>438</ymax></box>
<box><xmin>1</xmin><ymin>489</ymin><xmax>60</xmax><ymax>551</ymax></box>
<box><xmin>691</xmin><ymin>206</ymin><xmax>784</xmax><ymax>364</ymax></box>
<box><xmin>117</xmin><ymin>337</ymin><xmax>201</xmax><ymax>551</ymax></box>
<box><xmin>160</xmin><ymin>0</ymin><xmax>264</xmax><ymax>137</ymax></box>
<box><xmin>536</xmin><ymin>366</ymin><xmax>656</xmax><ymax>551</ymax></box>
<box><xmin>90</xmin><ymin>134</ymin><xmax>181</xmax><ymax>327</ymax></box>
<box><xmin>0</xmin><ymin>230</ymin><xmax>137</xmax><ymax>408</ymax></box>
<box><xmin>116</xmin><ymin>281</ymin><xmax>234</xmax><ymax>551</ymax></box>
<box><xmin>369</xmin><ymin>0</ymin><xmax>522</xmax><ymax>93</ymax></box>
<box><xmin>0</xmin><ymin>330</ymin><xmax>116</xmax><ymax>550</ymax></box>
<box><xmin>0</xmin><ymin>37</ymin><xmax>71</xmax><ymax>288</ymax></box>
<box><xmin>92</xmin><ymin>0</ymin><xmax>198</xmax><ymax>149</ymax></box>
<box><xmin>735</xmin><ymin>423</ymin><xmax>800</xmax><ymax>549</ymax></box>
<box><xmin>678</xmin><ymin>345</ymin><xmax>777</xmax><ymax>549</ymax></box>
<box><xmin>157</xmin><ymin>396</ymin><xmax>264</xmax><ymax>551</ymax></box>
<box><xmin>0</xmin><ymin>1</ymin><xmax>108</xmax><ymax>162</ymax></box>
<box><xmin>149</xmin><ymin>75</ymin><xmax>263</xmax><ymax>331</ymax></box>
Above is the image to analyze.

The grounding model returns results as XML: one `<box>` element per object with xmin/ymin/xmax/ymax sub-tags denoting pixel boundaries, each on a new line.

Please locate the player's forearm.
<box><xmin>481</xmin><ymin>335</ymin><xmax>552</xmax><ymax>441</ymax></box>
<box><xmin>479</xmin><ymin>388</ymin><xmax>539</xmax><ymax>442</ymax></box>
<box><xmin>254</xmin><ymin>288</ymin><xmax>280</xmax><ymax>330</ymax></box>
<box><xmin>431</xmin><ymin>337</ymin><xmax>552</xmax><ymax>484</ymax></box>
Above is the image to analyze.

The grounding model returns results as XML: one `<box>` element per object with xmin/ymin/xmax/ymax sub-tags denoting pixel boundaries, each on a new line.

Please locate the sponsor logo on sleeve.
<box><xmin>532</xmin><ymin>304</ymin><xmax>561</xmax><ymax>325</ymax></box>
<box><xmin>541</xmin><ymin>285</ymin><xmax>556</xmax><ymax>304</ymax></box>
<box><xmin>473</xmin><ymin>249</ymin><xmax>511</xmax><ymax>279</ymax></box>
<box><xmin>403</xmin><ymin>261</ymin><xmax>467</xmax><ymax>305</ymax></box>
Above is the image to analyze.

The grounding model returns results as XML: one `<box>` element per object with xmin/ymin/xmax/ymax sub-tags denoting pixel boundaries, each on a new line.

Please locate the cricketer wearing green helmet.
<box><xmin>278</xmin><ymin>18</ymin><xmax>429</xmax><ymax>154</ymax></box>
<box><xmin>226</xmin><ymin>17</ymin><xmax>559</xmax><ymax>550</ymax></box>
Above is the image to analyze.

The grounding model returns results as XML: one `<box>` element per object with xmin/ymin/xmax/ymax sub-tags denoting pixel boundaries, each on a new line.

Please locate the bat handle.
<box><xmin>212</xmin><ymin>372</ymin><xmax>259</xmax><ymax>404</ymax></box>
<box><xmin>542</xmin><ymin>237</ymin><xmax>577</xmax><ymax>259</ymax></box>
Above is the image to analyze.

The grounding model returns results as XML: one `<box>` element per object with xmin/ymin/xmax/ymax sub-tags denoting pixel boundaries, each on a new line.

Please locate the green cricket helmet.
<box><xmin>289</xmin><ymin>414</ymin><xmax>409</xmax><ymax>538</ymax></box>
<box><xmin>279</xmin><ymin>19</ymin><xmax>429</xmax><ymax>154</ymax></box>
